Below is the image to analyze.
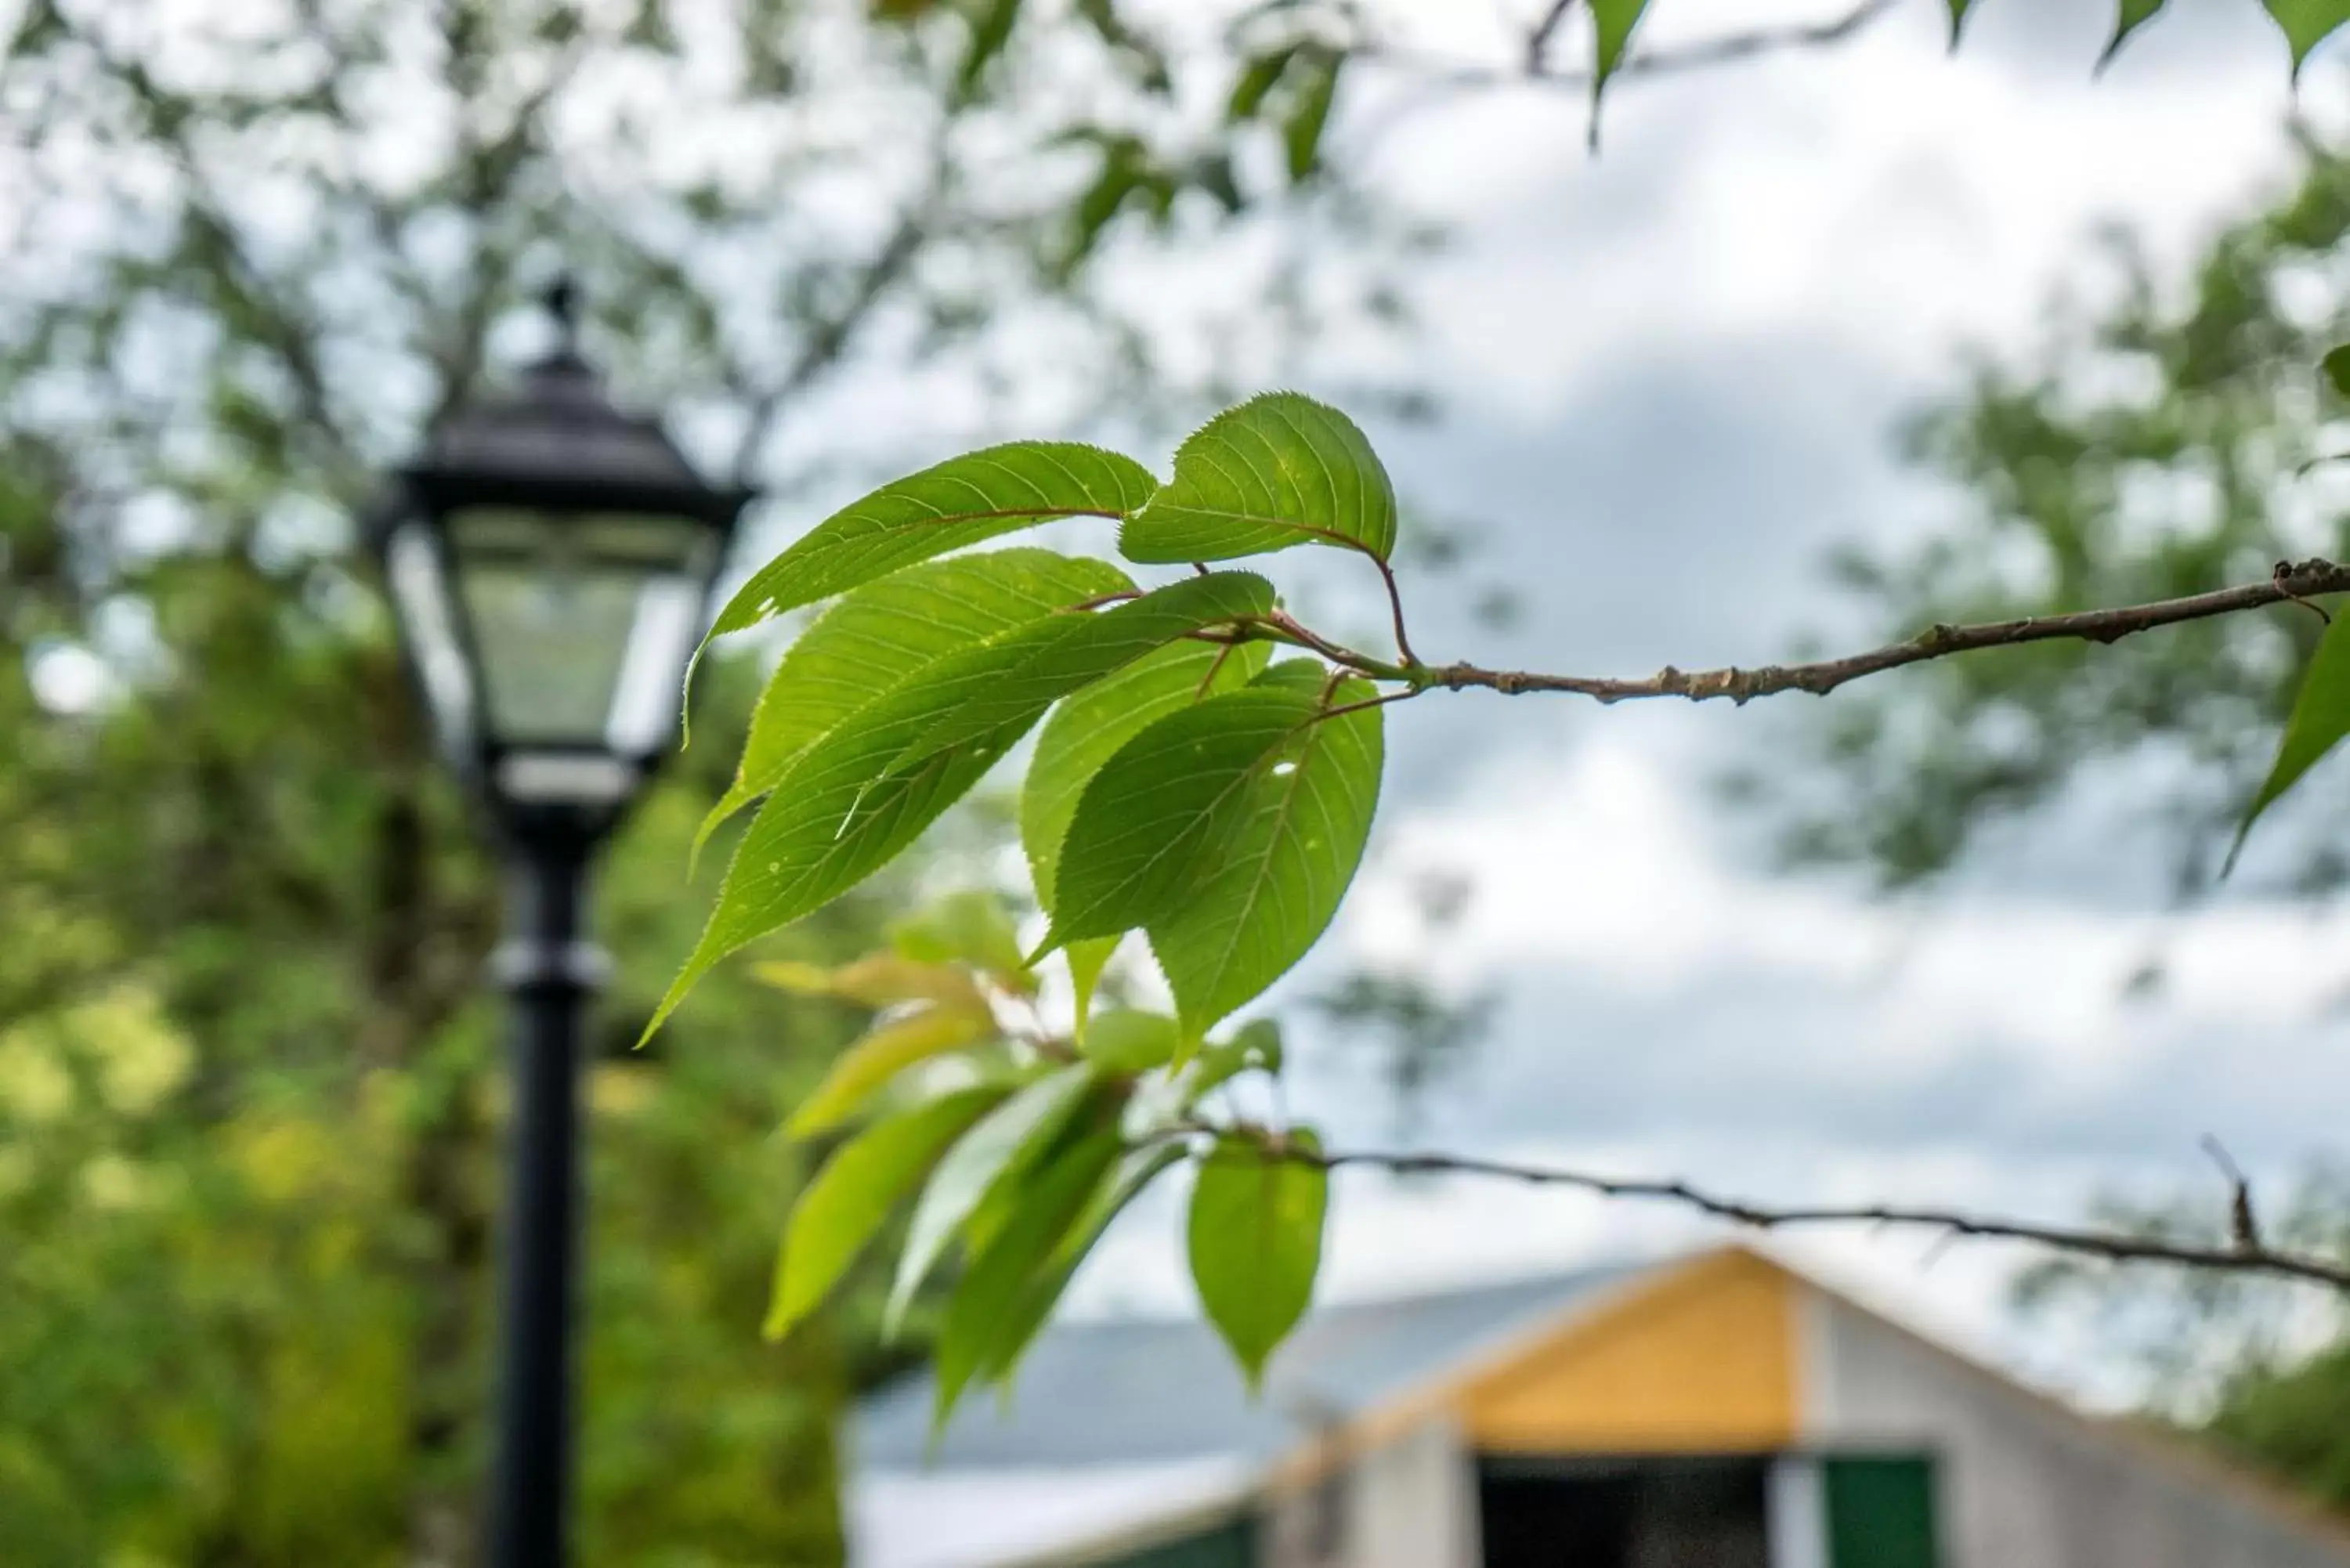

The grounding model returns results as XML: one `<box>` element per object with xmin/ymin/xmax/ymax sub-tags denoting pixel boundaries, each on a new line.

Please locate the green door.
<box><xmin>1824</xmin><ymin>1457</ymin><xmax>1938</xmax><ymax>1568</ymax></box>
<box><xmin>1101</xmin><ymin>1516</ymin><xmax>1256</xmax><ymax>1568</ymax></box>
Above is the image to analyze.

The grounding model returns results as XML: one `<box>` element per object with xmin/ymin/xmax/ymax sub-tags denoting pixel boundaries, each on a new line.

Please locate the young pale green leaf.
<box><xmin>888</xmin><ymin>571</ymin><xmax>1275</xmax><ymax>772</ymax></box>
<box><xmin>649</xmin><ymin>612</ymin><xmax>1127</xmax><ymax>1041</ymax></box>
<box><xmin>931</xmin><ymin>1129</ymin><xmax>1123</xmax><ymax>1429</ymax></box>
<box><xmin>889</xmin><ymin>890</ymin><xmax>1031</xmax><ymax>988</ymax></box>
<box><xmin>765</xmin><ymin>1086</ymin><xmax>1006</xmax><ymax>1341</ymax></box>
<box><xmin>699</xmin><ymin>551</ymin><xmax>1130</xmax><ymax>854</ymax></box>
<box><xmin>1022</xmin><ymin>641</ymin><xmax>1271</xmax><ymax>912</ymax></box>
<box><xmin>1081</xmin><ymin>1008</ymin><xmax>1180</xmax><ymax>1073</ymax></box>
<box><xmin>786</xmin><ymin>1003</ymin><xmax>996</xmax><ymax>1140</ymax></box>
<box><xmin>1188</xmin><ymin>1129</ymin><xmax>1327</xmax><ymax>1389</ymax></box>
<box><xmin>707</xmin><ymin>443</ymin><xmax>1155</xmax><ymax>640</ymax></box>
<box><xmin>754</xmin><ymin>954</ymin><xmax>987</xmax><ymax>1011</ymax></box>
<box><xmin>2231</xmin><ymin>607</ymin><xmax>2350</xmax><ymax>870</ymax></box>
<box><xmin>1040</xmin><ymin>685</ymin><xmax>1321</xmax><ymax>952</ymax></box>
<box><xmin>1149</xmin><ymin>667</ymin><xmax>1384</xmax><ymax>1038</ymax></box>
<box><xmin>2267</xmin><ymin>0</ymin><xmax>2350</xmax><ymax>75</ymax></box>
<box><xmin>886</xmin><ymin>1064</ymin><xmax>1096</xmax><ymax>1331</ymax></box>
<box><xmin>979</xmin><ymin>1143</ymin><xmax>1185</xmax><ymax>1391</ymax></box>
<box><xmin>2099</xmin><ymin>0</ymin><xmax>2165</xmax><ymax>68</ymax></box>
<box><xmin>1119</xmin><ymin>393</ymin><xmax>1397</xmax><ymax>566</ymax></box>
<box><xmin>1065</xmin><ymin>935</ymin><xmax>1120</xmax><ymax>1039</ymax></box>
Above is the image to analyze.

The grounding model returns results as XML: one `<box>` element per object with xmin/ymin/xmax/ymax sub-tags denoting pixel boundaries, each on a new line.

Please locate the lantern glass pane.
<box><xmin>384</xmin><ymin>521</ymin><xmax>476</xmax><ymax>754</ymax></box>
<box><xmin>445</xmin><ymin>508</ymin><xmax>711</xmax><ymax>753</ymax></box>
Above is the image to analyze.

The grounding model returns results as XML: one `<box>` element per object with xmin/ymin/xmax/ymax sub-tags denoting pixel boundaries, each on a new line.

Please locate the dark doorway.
<box><xmin>1479</xmin><ymin>1455</ymin><xmax>1771</xmax><ymax>1568</ymax></box>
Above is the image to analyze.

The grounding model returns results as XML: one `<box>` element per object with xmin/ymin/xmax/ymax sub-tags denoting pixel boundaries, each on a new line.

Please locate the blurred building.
<box><xmin>850</xmin><ymin>1247</ymin><xmax>2350</xmax><ymax>1568</ymax></box>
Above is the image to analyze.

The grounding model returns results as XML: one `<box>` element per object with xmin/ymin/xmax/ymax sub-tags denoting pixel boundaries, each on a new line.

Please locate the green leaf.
<box><xmin>1191</xmin><ymin>1017</ymin><xmax>1284</xmax><ymax>1101</ymax></box>
<box><xmin>2267</xmin><ymin>0</ymin><xmax>2350</xmax><ymax>74</ymax></box>
<box><xmin>1227</xmin><ymin>45</ymin><xmax>1298</xmax><ymax>121</ymax></box>
<box><xmin>889</xmin><ymin>890</ymin><xmax>1030</xmax><ymax>987</ymax></box>
<box><xmin>765</xmin><ymin>1086</ymin><xmax>1005</xmax><ymax>1340</ymax></box>
<box><xmin>1081</xmin><ymin>1008</ymin><xmax>1179</xmax><ymax>1073</ymax></box>
<box><xmin>981</xmin><ymin>1143</ymin><xmax>1184</xmax><ymax>1389</ymax></box>
<box><xmin>1065</xmin><ymin>935</ymin><xmax>1120</xmax><ymax>1039</ymax></box>
<box><xmin>888</xmin><ymin>571</ymin><xmax>1276</xmax><ymax>772</ymax></box>
<box><xmin>1120</xmin><ymin>393</ymin><xmax>1397</xmax><ymax>566</ymax></box>
<box><xmin>1282</xmin><ymin>49</ymin><xmax>1342</xmax><ymax>182</ymax></box>
<box><xmin>649</xmin><ymin>608</ymin><xmax>1131</xmax><ymax>1041</ymax></box>
<box><xmin>1149</xmin><ymin>667</ymin><xmax>1383</xmax><ymax>1038</ymax></box>
<box><xmin>2324</xmin><ymin>343</ymin><xmax>2350</xmax><ymax>400</ymax></box>
<box><xmin>2231</xmin><ymin>608</ymin><xmax>2350</xmax><ymax>870</ymax></box>
<box><xmin>1188</xmin><ymin>1129</ymin><xmax>1327</xmax><ymax>1389</ymax></box>
<box><xmin>1589</xmin><ymin>0</ymin><xmax>1650</xmax><ymax>134</ymax></box>
<box><xmin>753</xmin><ymin>953</ymin><xmax>986</xmax><ymax>1010</ymax></box>
<box><xmin>706</xmin><ymin>443</ymin><xmax>1155</xmax><ymax>640</ymax></box>
<box><xmin>2098</xmin><ymin>0</ymin><xmax>2165</xmax><ymax>69</ymax></box>
<box><xmin>887</xmin><ymin>1064</ymin><xmax>1096</xmax><ymax>1330</ymax></box>
<box><xmin>699</xmin><ymin>550</ymin><xmax>1127</xmax><ymax>854</ymax></box>
<box><xmin>1040</xmin><ymin>685</ymin><xmax>1321</xmax><ymax>951</ymax></box>
<box><xmin>786</xmin><ymin>1003</ymin><xmax>996</xmax><ymax>1140</ymax></box>
<box><xmin>1022</xmin><ymin>641</ymin><xmax>1271</xmax><ymax>912</ymax></box>
<box><xmin>931</xmin><ymin>1128</ymin><xmax>1123</xmax><ymax>1428</ymax></box>
<box><xmin>1945</xmin><ymin>0</ymin><xmax>1972</xmax><ymax>45</ymax></box>
<box><xmin>954</xmin><ymin>0</ymin><xmax>1020</xmax><ymax>96</ymax></box>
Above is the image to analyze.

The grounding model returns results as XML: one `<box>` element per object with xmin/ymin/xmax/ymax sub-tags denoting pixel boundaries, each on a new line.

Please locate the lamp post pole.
<box><xmin>365</xmin><ymin>278</ymin><xmax>750</xmax><ymax>1568</ymax></box>
<box><xmin>489</xmin><ymin>824</ymin><xmax>601</xmax><ymax>1568</ymax></box>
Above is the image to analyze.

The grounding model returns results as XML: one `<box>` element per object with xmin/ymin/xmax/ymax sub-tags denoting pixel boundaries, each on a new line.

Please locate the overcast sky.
<box><xmin>1039</xmin><ymin>0</ymin><xmax>2350</xmax><ymax>1404</ymax></box>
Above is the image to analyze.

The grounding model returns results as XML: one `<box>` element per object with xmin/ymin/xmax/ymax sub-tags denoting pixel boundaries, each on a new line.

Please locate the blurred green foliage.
<box><xmin>1760</xmin><ymin>132</ymin><xmax>2350</xmax><ymax>896</ymax></box>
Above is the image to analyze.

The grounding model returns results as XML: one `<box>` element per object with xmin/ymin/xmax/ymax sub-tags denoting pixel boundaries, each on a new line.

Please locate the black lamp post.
<box><xmin>367</xmin><ymin>281</ymin><xmax>750</xmax><ymax>1568</ymax></box>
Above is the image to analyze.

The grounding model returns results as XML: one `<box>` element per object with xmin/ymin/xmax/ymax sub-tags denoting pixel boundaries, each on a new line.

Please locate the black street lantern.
<box><xmin>367</xmin><ymin>280</ymin><xmax>750</xmax><ymax>1568</ymax></box>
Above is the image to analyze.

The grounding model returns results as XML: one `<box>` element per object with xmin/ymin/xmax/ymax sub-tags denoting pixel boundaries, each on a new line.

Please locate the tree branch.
<box><xmin>1200</xmin><ymin>1130</ymin><xmax>2350</xmax><ymax>1290</ymax></box>
<box><xmin>1413</xmin><ymin>558</ymin><xmax>2350</xmax><ymax>705</ymax></box>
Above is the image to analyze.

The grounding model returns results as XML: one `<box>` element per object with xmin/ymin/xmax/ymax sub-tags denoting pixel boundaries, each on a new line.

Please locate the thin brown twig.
<box><xmin>1177</xmin><ymin>1130</ymin><xmax>2350</xmax><ymax>1291</ymax></box>
<box><xmin>1414</xmin><ymin>558</ymin><xmax>2350</xmax><ymax>706</ymax></box>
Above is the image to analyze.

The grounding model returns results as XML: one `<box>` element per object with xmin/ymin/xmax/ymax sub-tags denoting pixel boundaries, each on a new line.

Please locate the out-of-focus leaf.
<box><xmin>1121</xmin><ymin>393</ymin><xmax>1397</xmax><ymax>565</ymax></box>
<box><xmin>1589</xmin><ymin>1</ymin><xmax>1651</xmax><ymax>127</ymax></box>
<box><xmin>982</xmin><ymin>1143</ymin><xmax>1184</xmax><ymax>1388</ymax></box>
<box><xmin>786</xmin><ymin>1003</ymin><xmax>996</xmax><ymax>1139</ymax></box>
<box><xmin>889</xmin><ymin>890</ymin><xmax>1029</xmax><ymax>987</ymax></box>
<box><xmin>1190</xmin><ymin>1017</ymin><xmax>1284</xmax><ymax>1101</ymax></box>
<box><xmin>955</xmin><ymin>0</ymin><xmax>1021</xmax><ymax>97</ymax></box>
<box><xmin>1150</xmin><ymin>663</ymin><xmax>1383</xmax><ymax>1039</ymax></box>
<box><xmin>765</xmin><ymin>1086</ymin><xmax>1006</xmax><ymax>1340</ymax></box>
<box><xmin>752</xmin><ymin>954</ymin><xmax>985</xmax><ymax>1011</ymax></box>
<box><xmin>2267</xmin><ymin>0</ymin><xmax>2350</xmax><ymax>75</ymax></box>
<box><xmin>1188</xmin><ymin>1129</ymin><xmax>1326</xmax><ymax>1388</ymax></box>
<box><xmin>1226</xmin><ymin>44</ymin><xmax>1298</xmax><ymax>121</ymax></box>
<box><xmin>930</xmin><ymin>1128</ymin><xmax>1121</xmax><ymax>1426</ymax></box>
<box><xmin>705</xmin><ymin>443</ymin><xmax>1154</xmax><ymax>639</ymax></box>
<box><xmin>1041</xmin><ymin>686</ymin><xmax>1320</xmax><ymax>950</ymax></box>
<box><xmin>1081</xmin><ymin>1008</ymin><xmax>1179</xmax><ymax>1072</ymax></box>
<box><xmin>2323</xmin><ymin>343</ymin><xmax>2350</xmax><ymax>399</ymax></box>
<box><xmin>1022</xmin><ymin>641</ymin><xmax>1271</xmax><ymax>913</ymax></box>
<box><xmin>1282</xmin><ymin>48</ymin><xmax>1341</xmax><ymax>181</ymax></box>
<box><xmin>2099</xmin><ymin>0</ymin><xmax>2167</xmax><ymax>69</ymax></box>
<box><xmin>699</xmin><ymin>550</ymin><xmax>1122</xmax><ymax>853</ymax></box>
<box><xmin>886</xmin><ymin>1064</ymin><xmax>1095</xmax><ymax>1329</ymax></box>
<box><xmin>2231</xmin><ymin>607</ymin><xmax>2350</xmax><ymax>869</ymax></box>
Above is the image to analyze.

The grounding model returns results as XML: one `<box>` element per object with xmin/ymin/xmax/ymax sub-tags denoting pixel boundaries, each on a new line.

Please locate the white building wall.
<box><xmin>1803</xmin><ymin>1291</ymin><xmax>2350</xmax><ymax>1568</ymax></box>
<box><xmin>1260</xmin><ymin>1419</ymin><xmax>1479</xmax><ymax>1568</ymax></box>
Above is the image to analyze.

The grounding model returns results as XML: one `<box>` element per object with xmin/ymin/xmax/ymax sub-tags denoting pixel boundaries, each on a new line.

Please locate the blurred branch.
<box><xmin>1188</xmin><ymin>1126</ymin><xmax>2350</xmax><ymax>1290</ymax></box>
<box><xmin>1407</xmin><ymin>558</ymin><xmax>2350</xmax><ymax>705</ymax></box>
